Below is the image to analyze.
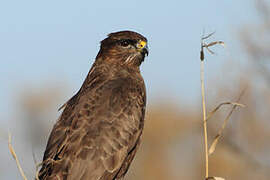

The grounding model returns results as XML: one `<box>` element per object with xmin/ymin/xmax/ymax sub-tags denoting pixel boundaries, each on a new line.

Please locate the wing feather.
<box><xmin>38</xmin><ymin>65</ymin><xmax>146</xmax><ymax>180</ymax></box>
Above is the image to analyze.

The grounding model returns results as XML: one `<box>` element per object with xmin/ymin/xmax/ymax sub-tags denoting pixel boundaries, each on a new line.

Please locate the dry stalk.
<box><xmin>200</xmin><ymin>32</ymin><xmax>225</xmax><ymax>179</ymax></box>
<box><xmin>200</xmin><ymin>31</ymin><xmax>245</xmax><ymax>180</ymax></box>
<box><xmin>200</xmin><ymin>57</ymin><xmax>209</xmax><ymax>178</ymax></box>
<box><xmin>8</xmin><ymin>133</ymin><xmax>28</xmax><ymax>180</ymax></box>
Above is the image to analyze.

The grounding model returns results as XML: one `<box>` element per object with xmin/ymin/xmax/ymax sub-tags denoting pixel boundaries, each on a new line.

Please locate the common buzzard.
<box><xmin>38</xmin><ymin>30</ymin><xmax>149</xmax><ymax>180</ymax></box>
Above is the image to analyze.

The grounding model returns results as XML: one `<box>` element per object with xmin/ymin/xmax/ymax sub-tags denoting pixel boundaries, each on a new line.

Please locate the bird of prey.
<box><xmin>38</xmin><ymin>30</ymin><xmax>149</xmax><ymax>180</ymax></box>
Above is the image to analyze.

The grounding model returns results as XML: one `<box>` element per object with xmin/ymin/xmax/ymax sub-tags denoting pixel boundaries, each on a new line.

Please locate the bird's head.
<box><xmin>97</xmin><ymin>30</ymin><xmax>149</xmax><ymax>67</ymax></box>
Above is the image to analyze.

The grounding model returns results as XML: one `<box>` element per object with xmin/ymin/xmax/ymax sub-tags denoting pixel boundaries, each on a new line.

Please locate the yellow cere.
<box><xmin>138</xmin><ymin>41</ymin><xmax>147</xmax><ymax>49</ymax></box>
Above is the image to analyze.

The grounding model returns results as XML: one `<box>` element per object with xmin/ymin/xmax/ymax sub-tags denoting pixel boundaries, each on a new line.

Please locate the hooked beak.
<box><xmin>142</xmin><ymin>44</ymin><xmax>149</xmax><ymax>56</ymax></box>
<box><xmin>137</xmin><ymin>40</ymin><xmax>149</xmax><ymax>56</ymax></box>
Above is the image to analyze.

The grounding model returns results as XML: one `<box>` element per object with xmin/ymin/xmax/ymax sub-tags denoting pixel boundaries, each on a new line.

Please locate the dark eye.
<box><xmin>120</xmin><ymin>40</ymin><xmax>129</xmax><ymax>47</ymax></box>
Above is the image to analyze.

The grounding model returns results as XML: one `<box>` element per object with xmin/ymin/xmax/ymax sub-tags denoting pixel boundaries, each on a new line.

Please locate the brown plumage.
<box><xmin>38</xmin><ymin>31</ymin><xmax>149</xmax><ymax>180</ymax></box>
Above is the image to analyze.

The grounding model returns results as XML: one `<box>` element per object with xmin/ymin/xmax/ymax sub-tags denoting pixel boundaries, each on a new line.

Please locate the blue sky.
<box><xmin>0</xmin><ymin>0</ymin><xmax>257</xmax><ymax>121</ymax></box>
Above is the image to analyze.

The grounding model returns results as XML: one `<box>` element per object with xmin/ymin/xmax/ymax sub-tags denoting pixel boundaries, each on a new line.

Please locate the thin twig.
<box><xmin>202</xmin><ymin>31</ymin><xmax>216</xmax><ymax>40</ymax></box>
<box><xmin>201</xmin><ymin>31</ymin><xmax>225</xmax><ymax>56</ymax></box>
<box><xmin>200</xmin><ymin>60</ymin><xmax>209</xmax><ymax>178</ymax></box>
<box><xmin>200</xmin><ymin>32</ymin><xmax>213</xmax><ymax>179</ymax></box>
<box><xmin>8</xmin><ymin>133</ymin><xmax>28</xmax><ymax>180</ymax></box>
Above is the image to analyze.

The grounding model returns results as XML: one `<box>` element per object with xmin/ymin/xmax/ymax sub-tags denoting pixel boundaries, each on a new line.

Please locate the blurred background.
<box><xmin>1</xmin><ymin>0</ymin><xmax>270</xmax><ymax>179</ymax></box>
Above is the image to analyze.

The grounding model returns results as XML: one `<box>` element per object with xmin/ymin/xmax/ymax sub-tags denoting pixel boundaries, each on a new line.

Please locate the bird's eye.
<box><xmin>120</xmin><ymin>40</ymin><xmax>129</xmax><ymax>47</ymax></box>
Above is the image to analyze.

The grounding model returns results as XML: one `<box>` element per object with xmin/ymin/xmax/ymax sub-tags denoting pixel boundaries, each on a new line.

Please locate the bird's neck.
<box><xmin>95</xmin><ymin>56</ymin><xmax>141</xmax><ymax>73</ymax></box>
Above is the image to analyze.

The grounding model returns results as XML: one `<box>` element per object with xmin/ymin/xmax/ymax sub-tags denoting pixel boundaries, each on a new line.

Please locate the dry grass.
<box><xmin>8</xmin><ymin>133</ymin><xmax>28</xmax><ymax>180</ymax></box>
<box><xmin>200</xmin><ymin>32</ymin><xmax>244</xmax><ymax>180</ymax></box>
